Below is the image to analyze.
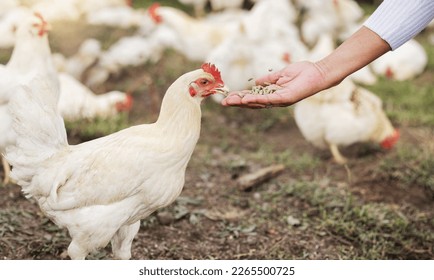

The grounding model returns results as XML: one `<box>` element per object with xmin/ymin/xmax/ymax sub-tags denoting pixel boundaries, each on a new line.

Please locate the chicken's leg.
<box><xmin>329</xmin><ymin>143</ymin><xmax>347</xmax><ymax>164</ymax></box>
<box><xmin>67</xmin><ymin>240</ymin><xmax>88</xmax><ymax>260</ymax></box>
<box><xmin>111</xmin><ymin>221</ymin><xmax>140</xmax><ymax>260</ymax></box>
<box><xmin>1</xmin><ymin>156</ymin><xmax>11</xmax><ymax>185</ymax></box>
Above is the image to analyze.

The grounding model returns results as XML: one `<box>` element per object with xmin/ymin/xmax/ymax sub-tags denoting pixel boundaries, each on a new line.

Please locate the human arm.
<box><xmin>221</xmin><ymin>26</ymin><xmax>390</xmax><ymax>108</ymax></box>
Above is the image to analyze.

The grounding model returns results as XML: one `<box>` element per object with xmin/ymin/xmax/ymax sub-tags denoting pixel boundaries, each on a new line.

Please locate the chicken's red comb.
<box><xmin>380</xmin><ymin>129</ymin><xmax>400</xmax><ymax>149</ymax></box>
<box><xmin>34</xmin><ymin>12</ymin><xmax>46</xmax><ymax>23</ymax></box>
<box><xmin>148</xmin><ymin>3</ymin><xmax>162</xmax><ymax>24</ymax></box>
<box><xmin>33</xmin><ymin>12</ymin><xmax>49</xmax><ymax>37</ymax></box>
<box><xmin>201</xmin><ymin>63</ymin><xmax>223</xmax><ymax>85</ymax></box>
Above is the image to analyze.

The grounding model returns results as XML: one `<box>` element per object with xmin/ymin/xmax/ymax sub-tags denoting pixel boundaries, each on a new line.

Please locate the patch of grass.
<box><xmin>65</xmin><ymin>113</ymin><xmax>129</xmax><ymax>141</ymax></box>
<box><xmin>275</xmin><ymin>180</ymin><xmax>433</xmax><ymax>259</ymax></box>
<box><xmin>0</xmin><ymin>48</ymin><xmax>12</xmax><ymax>64</ymax></box>
<box><xmin>367</xmin><ymin>78</ymin><xmax>434</xmax><ymax>126</ymax></box>
<box><xmin>246</xmin><ymin>145</ymin><xmax>321</xmax><ymax>174</ymax></box>
<box><xmin>133</xmin><ymin>0</ymin><xmax>193</xmax><ymax>12</ymax></box>
<box><xmin>378</xmin><ymin>146</ymin><xmax>434</xmax><ymax>196</ymax></box>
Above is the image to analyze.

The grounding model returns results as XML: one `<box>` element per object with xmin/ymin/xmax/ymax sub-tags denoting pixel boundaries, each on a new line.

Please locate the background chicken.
<box><xmin>147</xmin><ymin>3</ymin><xmax>240</xmax><ymax>61</ymax></box>
<box><xmin>0</xmin><ymin>12</ymin><xmax>57</xmax><ymax>184</ymax></box>
<box><xmin>58</xmin><ymin>73</ymin><xmax>132</xmax><ymax>122</ymax></box>
<box><xmin>371</xmin><ymin>39</ymin><xmax>428</xmax><ymax>81</ymax></box>
<box><xmin>294</xmin><ymin>79</ymin><xmax>400</xmax><ymax>164</ymax></box>
<box><xmin>53</xmin><ymin>38</ymin><xmax>102</xmax><ymax>81</ymax></box>
<box><xmin>5</xmin><ymin>63</ymin><xmax>227</xmax><ymax>260</ymax></box>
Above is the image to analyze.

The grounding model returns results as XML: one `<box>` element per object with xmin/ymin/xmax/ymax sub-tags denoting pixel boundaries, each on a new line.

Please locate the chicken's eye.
<box><xmin>200</xmin><ymin>79</ymin><xmax>210</xmax><ymax>85</ymax></box>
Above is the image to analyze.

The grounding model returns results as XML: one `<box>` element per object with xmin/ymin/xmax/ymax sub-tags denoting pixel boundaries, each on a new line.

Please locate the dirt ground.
<box><xmin>0</xmin><ymin>11</ymin><xmax>433</xmax><ymax>259</ymax></box>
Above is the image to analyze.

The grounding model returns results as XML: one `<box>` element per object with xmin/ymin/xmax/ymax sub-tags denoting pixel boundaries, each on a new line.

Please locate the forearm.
<box><xmin>315</xmin><ymin>26</ymin><xmax>391</xmax><ymax>89</ymax></box>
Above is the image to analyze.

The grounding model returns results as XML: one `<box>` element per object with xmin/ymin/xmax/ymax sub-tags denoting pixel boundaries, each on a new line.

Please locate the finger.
<box><xmin>241</xmin><ymin>92</ymin><xmax>295</xmax><ymax>107</ymax></box>
<box><xmin>221</xmin><ymin>91</ymin><xmax>247</xmax><ymax>106</ymax></box>
<box><xmin>255</xmin><ymin>70</ymin><xmax>283</xmax><ymax>86</ymax></box>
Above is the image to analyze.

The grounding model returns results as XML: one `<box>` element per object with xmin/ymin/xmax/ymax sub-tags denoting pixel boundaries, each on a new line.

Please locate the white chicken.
<box><xmin>0</xmin><ymin>12</ymin><xmax>58</xmax><ymax>184</ymax></box>
<box><xmin>299</xmin><ymin>0</ymin><xmax>364</xmax><ymax>46</ymax></box>
<box><xmin>53</xmin><ymin>38</ymin><xmax>102</xmax><ymax>81</ymax></box>
<box><xmin>86</xmin><ymin>5</ymin><xmax>147</xmax><ymax>28</ymax></box>
<box><xmin>74</xmin><ymin>0</ymin><xmax>132</xmax><ymax>15</ymax></box>
<box><xmin>147</xmin><ymin>3</ymin><xmax>240</xmax><ymax>61</ymax></box>
<box><xmin>239</xmin><ymin>0</ymin><xmax>299</xmax><ymax>42</ymax></box>
<box><xmin>31</xmin><ymin>0</ymin><xmax>81</xmax><ymax>22</ymax></box>
<box><xmin>0</xmin><ymin>0</ymin><xmax>18</xmax><ymax>16</ymax></box>
<box><xmin>84</xmin><ymin>27</ymin><xmax>176</xmax><ymax>87</ymax></box>
<box><xmin>0</xmin><ymin>105</ymin><xmax>14</xmax><ymax>184</ymax></box>
<box><xmin>371</xmin><ymin>39</ymin><xmax>428</xmax><ymax>81</ymax></box>
<box><xmin>58</xmin><ymin>73</ymin><xmax>132</xmax><ymax>122</ymax></box>
<box><xmin>294</xmin><ymin>79</ymin><xmax>400</xmax><ymax>164</ymax></box>
<box><xmin>5</xmin><ymin>63</ymin><xmax>228</xmax><ymax>260</ymax></box>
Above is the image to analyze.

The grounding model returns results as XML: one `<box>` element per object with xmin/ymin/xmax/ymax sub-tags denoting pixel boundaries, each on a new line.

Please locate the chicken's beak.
<box><xmin>214</xmin><ymin>85</ymin><xmax>229</xmax><ymax>97</ymax></box>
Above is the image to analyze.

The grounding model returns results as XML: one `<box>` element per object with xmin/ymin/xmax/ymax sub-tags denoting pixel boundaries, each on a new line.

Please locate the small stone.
<box><xmin>286</xmin><ymin>215</ymin><xmax>301</xmax><ymax>227</ymax></box>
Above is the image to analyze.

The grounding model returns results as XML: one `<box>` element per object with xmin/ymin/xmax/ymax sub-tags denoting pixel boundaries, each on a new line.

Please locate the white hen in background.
<box><xmin>86</xmin><ymin>5</ymin><xmax>147</xmax><ymax>28</ymax></box>
<box><xmin>58</xmin><ymin>73</ymin><xmax>132</xmax><ymax>122</ymax></box>
<box><xmin>5</xmin><ymin>63</ymin><xmax>228</xmax><ymax>260</ymax></box>
<box><xmin>53</xmin><ymin>38</ymin><xmax>102</xmax><ymax>81</ymax></box>
<box><xmin>0</xmin><ymin>12</ymin><xmax>58</xmax><ymax>184</ymax></box>
<box><xmin>84</xmin><ymin>26</ymin><xmax>176</xmax><ymax>87</ymax></box>
<box><xmin>371</xmin><ymin>39</ymin><xmax>428</xmax><ymax>81</ymax></box>
<box><xmin>31</xmin><ymin>0</ymin><xmax>81</xmax><ymax>22</ymax></box>
<box><xmin>294</xmin><ymin>79</ymin><xmax>399</xmax><ymax>164</ymax></box>
<box><xmin>0</xmin><ymin>0</ymin><xmax>18</xmax><ymax>16</ymax></box>
<box><xmin>147</xmin><ymin>3</ymin><xmax>240</xmax><ymax>61</ymax></box>
<box><xmin>299</xmin><ymin>0</ymin><xmax>364</xmax><ymax>46</ymax></box>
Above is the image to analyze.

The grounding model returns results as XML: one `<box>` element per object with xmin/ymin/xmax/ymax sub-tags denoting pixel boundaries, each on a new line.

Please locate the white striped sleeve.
<box><xmin>363</xmin><ymin>0</ymin><xmax>434</xmax><ymax>50</ymax></box>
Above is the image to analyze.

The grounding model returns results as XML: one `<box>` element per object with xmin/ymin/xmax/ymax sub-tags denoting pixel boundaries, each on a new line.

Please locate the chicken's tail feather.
<box><xmin>5</xmin><ymin>76</ymin><xmax>67</xmax><ymax>192</ymax></box>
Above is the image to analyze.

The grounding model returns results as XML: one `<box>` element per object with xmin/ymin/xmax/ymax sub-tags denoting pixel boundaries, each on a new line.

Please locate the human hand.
<box><xmin>221</xmin><ymin>61</ymin><xmax>328</xmax><ymax>108</ymax></box>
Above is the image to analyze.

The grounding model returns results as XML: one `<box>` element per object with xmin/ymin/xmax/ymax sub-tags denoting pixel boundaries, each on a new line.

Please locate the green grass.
<box><xmin>277</xmin><ymin>181</ymin><xmax>433</xmax><ymax>259</ymax></box>
<box><xmin>0</xmin><ymin>49</ymin><xmax>12</xmax><ymax>64</ymax></box>
<box><xmin>378</xmin><ymin>145</ymin><xmax>434</xmax><ymax>195</ymax></box>
<box><xmin>65</xmin><ymin>113</ymin><xmax>130</xmax><ymax>141</ymax></box>
<box><xmin>366</xmin><ymin>78</ymin><xmax>434</xmax><ymax>126</ymax></box>
<box><xmin>133</xmin><ymin>0</ymin><xmax>192</xmax><ymax>12</ymax></box>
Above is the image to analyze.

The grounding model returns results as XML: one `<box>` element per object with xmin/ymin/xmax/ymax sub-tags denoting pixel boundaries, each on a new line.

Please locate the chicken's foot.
<box><xmin>1</xmin><ymin>156</ymin><xmax>11</xmax><ymax>185</ymax></box>
<box><xmin>329</xmin><ymin>143</ymin><xmax>347</xmax><ymax>164</ymax></box>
